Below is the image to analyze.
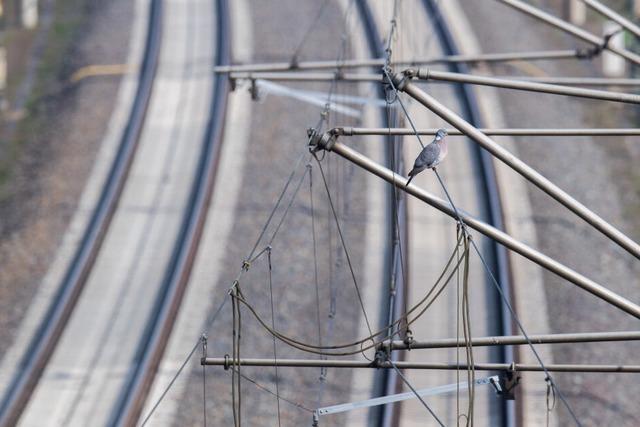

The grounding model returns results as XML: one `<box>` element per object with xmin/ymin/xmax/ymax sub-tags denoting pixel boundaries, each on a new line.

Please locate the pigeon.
<box><xmin>406</xmin><ymin>129</ymin><xmax>448</xmax><ymax>187</ymax></box>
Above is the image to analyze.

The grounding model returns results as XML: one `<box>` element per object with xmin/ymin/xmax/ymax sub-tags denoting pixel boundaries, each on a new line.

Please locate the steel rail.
<box><xmin>381</xmin><ymin>331</ymin><xmax>640</xmax><ymax>351</ymax></box>
<box><xmin>414</xmin><ymin>69</ymin><xmax>640</xmax><ymax>104</ymax></box>
<box><xmin>108</xmin><ymin>0</ymin><xmax>230</xmax><ymax>425</ymax></box>
<box><xmin>394</xmin><ymin>75</ymin><xmax>640</xmax><ymax>261</ymax></box>
<box><xmin>579</xmin><ymin>0</ymin><xmax>640</xmax><ymax>39</ymax></box>
<box><xmin>493</xmin><ymin>0</ymin><xmax>640</xmax><ymax>66</ymax></box>
<box><xmin>334</xmin><ymin>127</ymin><xmax>640</xmax><ymax>136</ymax></box>
<box><xmin>0</xmin><ymin>1</ymin><xmax>163</xmax><ymax>426</ymax></box>
<box><xmin>311</xmin><ymin>137</ymin><xmax>640</xmax><ymax>319</ymax></box>
<box><xmin>213</xmin><ymin>49</ymin><xmax>586</xmax><ymax>73</ymax></box>
<box><xmin>352</xmin><ymin>1</ymin><xmax>405</xmax><ymax>425</ymax></box>
<box><xmin>420</xmin><ymin>0</ymin><xmax>515</xmax><ymax>424</ymax></box>
<box><xmin>202</xmin><ymin>357</ymin><xmax>640</xmax><ymax>373</ymax></box>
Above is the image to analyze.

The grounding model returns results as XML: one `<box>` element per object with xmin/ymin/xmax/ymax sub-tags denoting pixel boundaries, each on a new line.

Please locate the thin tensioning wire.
<box><xmin>314</xmin><ymin>153</ymin><xmax>375</xmax><ymax>340</ymax></box>
<box><xmin>229</xmin><ymin>367</ymin><xmax>314</xmax><ymax>413</ymax></box>
<box><xmin>314</xmin><ymin>0</ymin><xmax>359</xmax><ymax>406</ymax></box>
<box><xmin>266</xmin><ymin>248</ymin><xmax>283</xmax><ymax>427</ymax></box>
<box><xmin>266</xmin><ymin>162</ymin><xmax>312</xmax><ymax>247</ymax></box>
<box><xmin>140</xmin><ymin>294</ymin><xmax>229</xmax><ymax>426</ymax></box>
<box><xmin>386</xmin><ymin>356</ymin><xmax>445</xmax><ymax>426</ymax></box>
<box><xmin>468</xmin><ymin>236</ymin><xmax>582</xmax><ymax>427</ymax></box>
<box><xmin>289</xmin><ymin>0</ymin><xmax>332</xmax><ymax>65</ymax></box>
<box><xmin>308</xmin><ymin>164</ymin><xmax>323</xmax><ymax>351</ymax></box>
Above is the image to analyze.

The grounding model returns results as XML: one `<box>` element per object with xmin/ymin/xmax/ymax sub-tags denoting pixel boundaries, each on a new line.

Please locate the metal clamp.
<box><xmin>497</xmin><ymin>362</ymin><xmax>521</xmax><ymax>400</ymax></box>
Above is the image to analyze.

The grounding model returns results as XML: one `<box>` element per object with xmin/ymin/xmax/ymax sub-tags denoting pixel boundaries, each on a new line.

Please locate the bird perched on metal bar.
<box><xmin>406</xmin><ymin>129</ymin><xmax>448</xmax><ymax>187</ymax></box>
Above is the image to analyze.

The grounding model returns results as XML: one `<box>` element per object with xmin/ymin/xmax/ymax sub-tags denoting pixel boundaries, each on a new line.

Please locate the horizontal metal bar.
<box><xmin>395</xmin><ymin>76</ymin><xmax>640</xmax><ymax>261</ymax></box>
<box><xmin>229</xmin><ymin>72</ymin><xmax>382</xmax><ymax>82</ymax></box>
<box><xmin>213</xmin><ymin>50</ymin><xmax>584</xmax><ymax>73</ymax></box>
<box><xmin>580</xmin><ymin>0</ymin><xmax>640</xmax><ymax>39</ymax></box>
<box><xmin>229</xmin><ymin>70</ymin><xmax>640</xmax><ymax>93</ymax></box>
<box><xmin>513</xmin><ymin>77</ymin><xmax>640</xmax><ymax>87</ymax></box>
<box><xmin>415</xmin><ymin>69</ymin><xmax>640</xmax><ymax>104</ymax></box>
<box><xmin>202</xmin><ymin>357</ymin><xmax>640</xmax><ymax>373</ymax></box>
<box><xmin>312</xmin><ymin>136</ymin><xmax>640</xmax><ymax>318</ymax></box>
<box><xmin>334</xmin><ymin>127</ymin><xmax>640</xmax><ymax>137</ymax></box>
<box><xmin>315</xmin><ymin>376</ymin><xmax>498</xmax><ymax>416</ymax></box>
<box><xmin>382</xmin><ymin>331</ymin><xmax>640</xmax><ymax>350</ymax></box>
<box><xmin>494</xmin><ymin>0</ymin><xmax>640</xmax><ymax>66</ymax></box>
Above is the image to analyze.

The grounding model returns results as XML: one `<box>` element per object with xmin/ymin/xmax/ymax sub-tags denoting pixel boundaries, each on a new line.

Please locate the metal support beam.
<box><xmin>505</xmin><ymin>77</ymin><xmax>640</xmax><ymax>87</ymax></box>
<box><xmin>229</xmin><ymin>72</ymin><xmax>381</xmax><ymax>82</ymax></box>
<box><xmin>315</xmin><ymin>376</ymin><xmax>499</xmax><ymax>417</ymax></box>
<box><xmin>394</xmin><ymin>74</ymin><xmax>640</xmax><ymax>261</ymax></box>
<box><xmin>310</xmin><ymin>136</ymin><xmax>640</xmax><ymax>318</ymax></box>
<box><xmin>230</xmin><ymin>70</ymin><xmax>640</xmax><ymax>94</ymax></box>
<box><xmin>579</xmin><ymin>0</ymin><xmax>640</xmax><ymax>39</ymax></box>
<box><xmin>494</xmin><ymin>0</ymin><xmax>640</xmax><ymax>66</ymax></box>
<box><xmin>213</xmin><ymin>49</ymin><xmax>587</xmax><ymax>73</ymax></box>
<box><xmin>202</xmin><ymin>357</ymin><xmax>640</xmax><ymax>373</ymax></box>
<box><xmin>380</xmin><ymin>330</ymin><xmax>640</xmax><ymax>351</ymax></box>
<box><xmin>334</xmin><ymin>127</ymin><xmax>640</xmax><ymax>137</ymax></box>
<box><xmin>415</xmin><ymin>69</ymin><xmax>640</xmax><ymax>104</ymax></box>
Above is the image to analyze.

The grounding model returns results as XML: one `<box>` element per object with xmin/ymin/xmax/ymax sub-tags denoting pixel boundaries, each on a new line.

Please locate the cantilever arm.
<box><xmin>310</xmin><ymin>132</ymin><xmax>640</xmax><ymax>319</ymax></box>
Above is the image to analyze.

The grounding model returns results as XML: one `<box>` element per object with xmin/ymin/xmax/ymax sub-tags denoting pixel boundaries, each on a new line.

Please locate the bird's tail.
<box><xmin>405</xmin><ymin>174</ymin><xmax>414</xmax><ymax>188</ymax></box>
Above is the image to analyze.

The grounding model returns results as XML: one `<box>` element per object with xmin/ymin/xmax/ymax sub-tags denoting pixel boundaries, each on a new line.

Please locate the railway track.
<box><xmin>110</xmin><ymin>0</ymin><xmax>231</xmax><ymax>424</ymax></box>
<box><xmin>0</xmin><ymin>0</ymin><xmax>231</xmax><ymax>425</ymax></box>
<box><xmin>421</xmin><ymin>0</ymin><xmax>515</xmax><ymax>425</ymax></box>
<box><xmin>0</xmin><ymin>0</ymin><xmax>163</xmax><ymax>424</ymax></box>
<box><xmin>354</xmin><ymin>1</ymin><xmax>516</xmax><ymax>426</ymax></box>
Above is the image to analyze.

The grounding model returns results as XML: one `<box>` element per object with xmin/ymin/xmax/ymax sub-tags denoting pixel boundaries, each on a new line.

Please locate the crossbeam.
<box><xmin>202</xmin><ymin>357</ymin><xmax>640</xmax><ymax>373</ymax></box>
<box><xmin>332</xmin><ymin>127</ymin><xmax>640</xmax><ymax>137</ymax></box>
<box><xmin>380</xmin><ymin>330</ymin><xmax>640</xmax><ymax>351</ymax></box>
<box><xmin>213</xmin><ymin>49</ymin><xmax>589</xmax><ymax>73</ymax></box>
<box><xmin>414</xmin><ymin>69</ymin><xmax>640</xmax><ymax>104</ymax></box>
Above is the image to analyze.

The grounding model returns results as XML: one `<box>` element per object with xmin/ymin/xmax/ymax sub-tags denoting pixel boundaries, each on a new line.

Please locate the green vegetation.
<box><xmin>0</xmin><ymin>0</ymin><xmax>88</xmax><ymax>201</ymax></box>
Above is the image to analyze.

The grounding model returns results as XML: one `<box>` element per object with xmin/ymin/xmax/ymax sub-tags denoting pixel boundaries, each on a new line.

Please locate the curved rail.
<box><xmin>108</xmin><ymin>0</ymin><xmax>231</xmax><ymax>425</ymax></box>
<box><xmin>354</xmin><ymin>1</ymin><xmax>515</xmax><ymax>426</ymax></box>
<box><xmin>353</xmin><ymin>2</ymin><xmax>408</xmax><ymax>426</ymax></box>
<box><xmin>0</xmin><ymin>1</ymin><xmax>163</xmax><ymax>425</ymax></box>
<box><xmin>420</xmin><ymin>1</ymin><xmax>515</xmax><ymax>426</ymax></box>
